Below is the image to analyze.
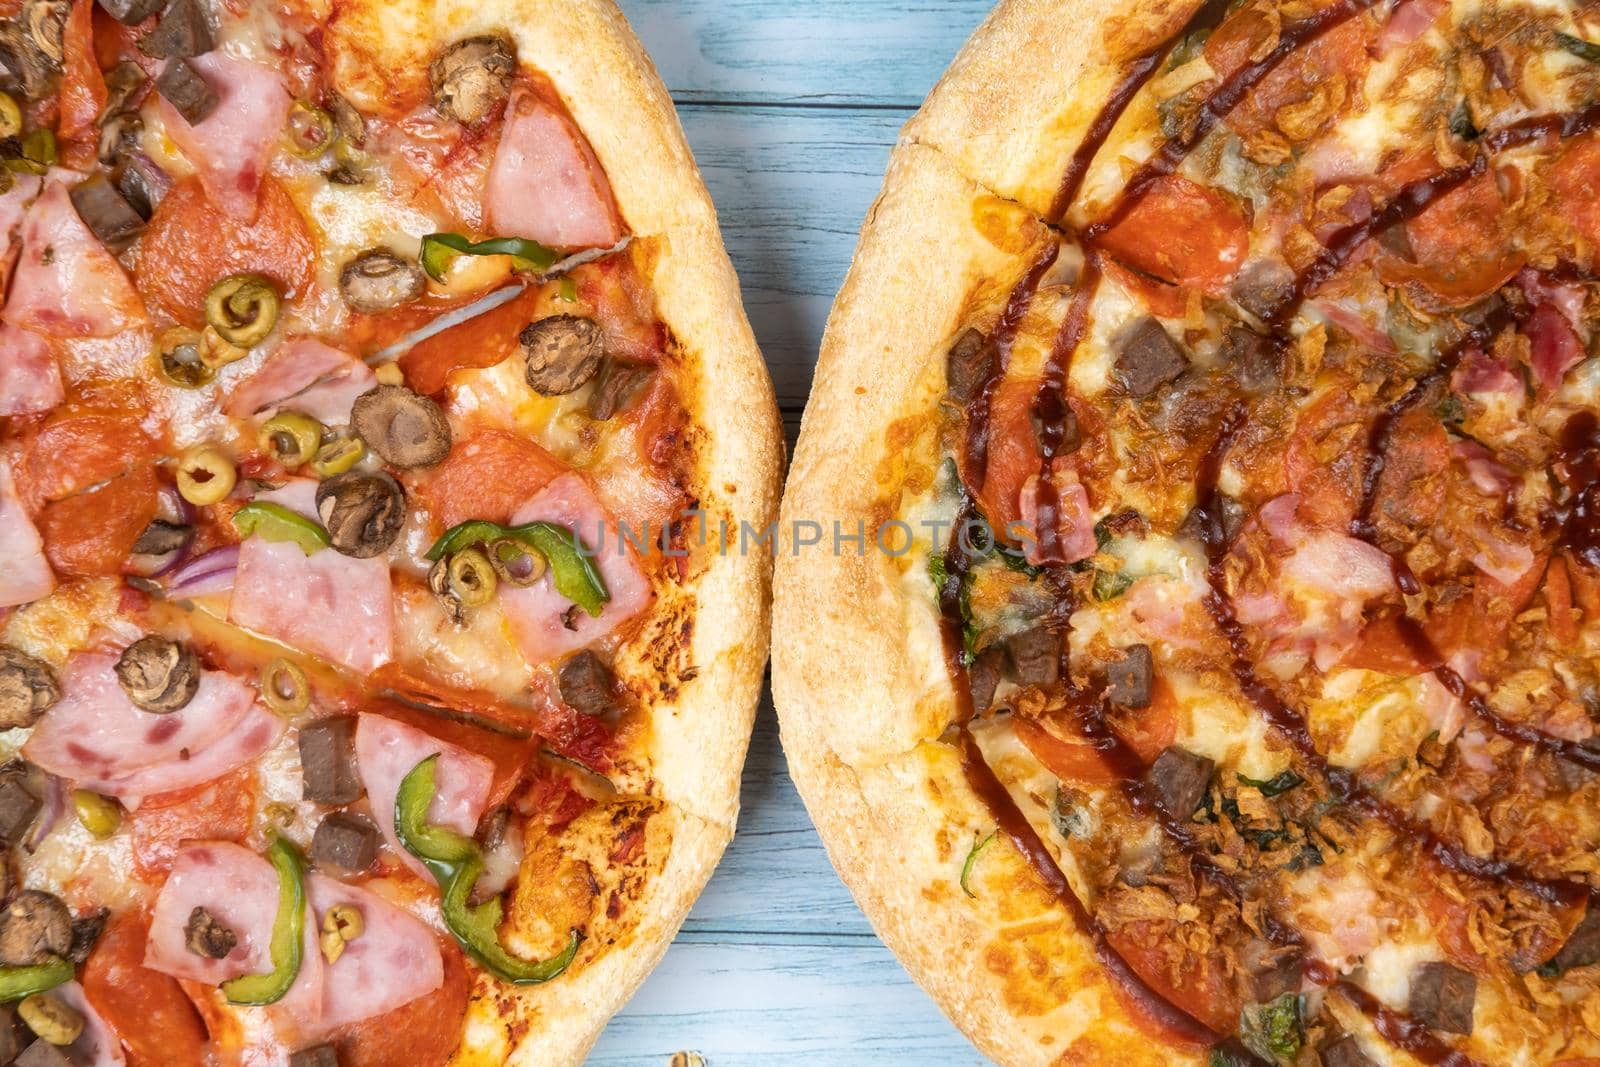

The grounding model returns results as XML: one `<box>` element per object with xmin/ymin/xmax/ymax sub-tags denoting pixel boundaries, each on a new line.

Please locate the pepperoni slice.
<box><xmin>1282</xmin><ymin>388</ymin><xmax>1368</xmax><ymax>530</ymax></box>
<box><xmin>56</xmin><ymin>0</ymin><xmax>105</xmax><ymax>167</ymax></box>
<box><xmin>39</xmin><ymin>464</ymin><xmax>158</xmax><ymax>577</ymax></box>
<box><xmin>135</xmin><ymin>176</ymin><xmax>316</xmax><ymax>326</ymax></box>
<box><xmin>1382</xmin><ymin>169</ymin><xmax>1525</xmax><ymax>308</ymax></box>
<box><xmin>18</xmin><ymin>408</ymin><xmax>156</xmax><ymax>510</ymax></box>
<box><xmin>399</xmin><ymin>285</ymin><xmax>542</xmax><ymax>396</ymax></box>
<box><xmin>81</xmin><ymin>910</ymin><xmax>209</xmax><ymax>1067</ymax></box>
<box><xmin>1103</xmin><ymin>919</ymin><xmax>1242</xmax><ymax>1036</ymax></box>
<box><xmin>976</xmin><ymin>376</ymin><xmax>1044</xmax><ymax>536</ymax></box>
<box><xmin>1226</xmin><ymin>16</ymin><xmax>1374</xmax><ymax>141</ymax></box>
<box><xmin>1014</xmin><ymin>716</ymin><xmax>1122</xmax><ymax>786</ymax></box>
<box><xmin>335</xmin><ymin>937</ymin><xmax>472</xmax><ymax>1067</ymax></box>
<box><xmin>127</xmin><ymin>765</ymin><xmax>258</xmax><ymax>880</ymax></box>
<box><xmin>418</xmin><ymin>429</ymin><xmax>569</xmax><ymax>530</ymax></box>
<box><xmin>1552</xmin><ymin>134</ymin><xmax>1600</xmax><ymax>254</ymax></box>
<box><xmin>1097</xmin><ymin>176</ymin><xmax>1248</xmax><ymax>297</ymax></box>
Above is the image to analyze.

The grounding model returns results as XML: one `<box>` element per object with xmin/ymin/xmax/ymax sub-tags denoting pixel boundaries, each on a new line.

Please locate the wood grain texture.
<box><xmin>591</xmin><ymin>2</ymin><xmax>995</xmax><ymax>1062</ymax></box>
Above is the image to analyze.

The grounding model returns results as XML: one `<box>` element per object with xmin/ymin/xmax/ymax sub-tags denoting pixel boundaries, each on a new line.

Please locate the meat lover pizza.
<box><xmin>0</xmin><ymin>0</ymin><xmax>779</xmax><ymax>1063</ymax></box>
<box><xmin>778</xmin><ymin>0</ymin><xmax>1600</xmax><ymax>1063</ymax></box>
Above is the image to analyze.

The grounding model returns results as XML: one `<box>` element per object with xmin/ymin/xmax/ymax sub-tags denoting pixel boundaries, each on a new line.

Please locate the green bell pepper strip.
<box><xmin>396</xmin><ymin>756</ymin><xmax>581</xmax><ymax>984</ymax></box>
<box><xmin>0</xmin><ymin>957</ymin><xmax>73</xmax><ymax>1002</ymax></box>
<box><xmin>424</xmin><ymin>520</ymin><xmax>609</xmax><ymax>618</ymax></box>
<box><xmin>221</xmin><ymin>835</ymin><xmax>306</xmax><ymax>1006</ymax></box>
<box><xmin>231</xmin><ymin>502</ymin><xmax>332</xmax><ymax>556</ymax></box>
<box><xmin>419</xmin><ymin>233</ymin><xmax>559</xmax><ymax>282</ymax></box>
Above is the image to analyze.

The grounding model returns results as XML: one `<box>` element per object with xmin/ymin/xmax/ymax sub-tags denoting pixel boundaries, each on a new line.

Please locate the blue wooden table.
<box><xmin>592</xmin><ymin>3</ymin><xmax>994</xmax><ymax>1062</ymax></box>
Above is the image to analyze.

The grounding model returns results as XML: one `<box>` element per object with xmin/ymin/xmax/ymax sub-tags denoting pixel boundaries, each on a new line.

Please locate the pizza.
<box><xmin>775</xmin><ymin>0</ymin><xmax>1600</xmax><ymax>1063</ymax></box>
<box><xmin>0</xmin><ymin>0</ymin><xmax>779</xmax><ymax>1062</ymax></box>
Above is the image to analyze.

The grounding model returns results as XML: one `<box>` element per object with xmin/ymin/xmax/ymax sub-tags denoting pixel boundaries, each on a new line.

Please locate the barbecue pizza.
<box><xmin>0</xmin><ymin>0</ymin><xmax>778</xmax><ymax>1062</ymax></box>
<box><xmin>776</xmin><ymin>0</ymin><xmax>1600</xmax><ymax>1063</ymax></box>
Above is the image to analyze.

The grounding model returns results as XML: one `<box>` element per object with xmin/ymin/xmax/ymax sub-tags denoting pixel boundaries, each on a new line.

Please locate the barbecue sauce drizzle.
<box><xmin>937</xmin><ymin>0</ymin><xmax>1600</xmax><ymax>1058</ymax></box>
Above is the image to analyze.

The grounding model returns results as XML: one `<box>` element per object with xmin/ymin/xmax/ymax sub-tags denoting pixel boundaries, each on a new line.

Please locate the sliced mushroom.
<box><xmin>314</xmin><ymin>471</ymin><xmax>405</xmax><ymax>559</ymax></box>
<box><xmin>428</xmin><ymin>35</ymin><xmax>515</xmax><ymax>125</ymax></box>
<box><xmin>287</xmin><ymin>1045</ymin><xmax>338</xmax><ymax>1067</ymax></box>
<box><xmin>428</xmin><ymin>556</ymin><xmax>465</xmax><ymax>625</ymax></box>
<box><xmin>113</xmin><ymin>635</ymin><xmax>200</xmax><ymax>714</ymax></box>
<box><xmin>587</xmin><ymin>359</ymin><xmax>653</xmax><ymax>421</ymax></box>
<box><xmin>0</xmin><ymin>775</ymin><xmax>39</xmax><ymax>847</ymax></box>
<box><xmin>351</xmin><ymin>385</ymin><xmax>452</xmax><ymax>469</ymax></box>
<box><xmin>66</xmin><ymin>908</ymin><xmax>107</xmax><ymax>965</ymax></box>
<box><xmin>328</xmin><ymin>92</ymin><xmax>365</xmax><ymax>146</ymax></box>
<box><xmin>339</xmin><ymin>250</ymin><xmax>425</xmax><ymax>315</ymax></box>
<box><xmin>521</xmin><ymin>315</ymin><xmax>604</xmax><ymax>396</ymax></box>
<box><xmin>96</xmin><ymin>0</ymin><xmax>167</xmax><ymax>26</ymax></box>
<box><xmin>183</xmin><ymin>906</ymin><xmax>236</xmax><ymax>959</ymax></box>
<box><xmin>153</xmin><ymin>57</ymin><xmax>216</xmax><ymax>125</ymax></box>
<box><xmin>0</xmin><ymin>891</ymin><xmax>70</xmax><ymax>965</ymax></box>
<box><xmin>68</xmin><ymin>174</ymin><xmax>145</xmax><ymax>248</ymax></box>
<box><xmin>0</xmin><ymin>648</ymin><xmax>57</xmax><ymax>730</ymax></box>
<box><xmin>98</xmin><ymin>60</ymin><xmax>146</xmax><ymax>117</ymax></box>
<box><xmin>138</xmin><ymin>0</ymin><xmax>212</xmax><ymax>58</ymax></box>
<box><xmin>21</xmin><ymin>1</ymin><xmax>66</xmax><ymax>66</ymax></box>
<box><xmin>95</xmin><ymin>110</ymin><xmax>142</xmax><ymax>166</ymax></box>
<box><xmin>127</xmin><ymin>519</ymin><xmax>193</xmax><ymax>578</ymax></box>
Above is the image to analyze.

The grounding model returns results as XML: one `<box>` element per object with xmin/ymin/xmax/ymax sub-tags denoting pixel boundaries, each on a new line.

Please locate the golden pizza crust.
<box><xmin>773</xmin><ymin>6</ymin><xmax>1229</xmax><ymax>1059</ymax></box>
<box><xmin>323</xmin><ymin>0</ymin><xmax>781</xmax><ymax>1059</ymax></box>
<box><xmin>902</xmin><ymin>0</ymin><xmax>1206</xmax><ymax>220</ymax></box>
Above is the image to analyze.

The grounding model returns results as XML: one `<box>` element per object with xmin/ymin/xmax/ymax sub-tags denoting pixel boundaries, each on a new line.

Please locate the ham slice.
<box><xmin>1524</xmin><ymin>302</ymin><xmax>1585</xmax><ymax>393</ymax></box>
<box><xmin>157</xmin><ymin>54</ymin><xmax>291</xmax><ymax>221</ymax></box>
<box><xmin>53</xmin><ymin>981</ymin><xmax>126</xmax><ymax>1067</ymax></box>
<box><xmin>498</xmin><ymin>473</ymin><xmax>653</xmax><ymax>662</ymax></box>
<box><xmin>4</xmin><ymin>174</ymin><xmax>144</xmax><ymax>337</ymax></box>
<box><xmin>485</xmin><ymin>88</ymin><xmax>622</xmax><ymax>250</ymax></box>
<box><xmin>23</xmin><ymin>652</ymin><xmax>271</xmax><ymax>800</ymax></box>
<box><xmin>228</xmin><ymin>481</ymin><xmax>393</xmax><ymax>674</ymax></box>
<box><xmin>144</xmin><ymin>842</ymin><xmax>324</xmax><ymax>1026</ymax></box>
<box><xmin>1450</xmin><ymin>350</ymin><xmax>1519</xmax><ymax>396</ymax></box>
<box><xmin>306</xmin><ymin>874</ymin><xmax>443</xmax><ymax>1029</ymax></box>
<box><xmin>354</xmin><ymin>714</ymin><xmax>494</xmax><ymax>882</ymax></box>
<box><xmin>0</xmin><ymin>322</ymin><xmax>63</xmax><ymax>416</ymax></box>
<box><xmin>0</xmin><ymin>172</ymin><xmax>41</xmax><ymax>288</ymax></box>
<box><xmin>1018</xmin><ymin>466</ymin><xmax>1098</xmax><ymax>566</ymax></box>
<box><xmin>0</xmin><ymin>459</ymin><xmax>54</xmax><ymax>608</ymax></box>
<box><xmin>95</xmin><ymin>701</ymin><xmax>282</xmax><ymax>802</ymax></box>
<box><xmin>223</xmin><ymin>338</ymin><xmax>377</xmax><ymax>426</ymax></box>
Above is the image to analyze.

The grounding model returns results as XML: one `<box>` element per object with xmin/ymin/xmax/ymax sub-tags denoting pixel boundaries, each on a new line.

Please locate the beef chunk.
<box><xmin>1113</xmin><ymin>317</ymin><xmax>1189</xmax><ymax>398</ymax></box>
<box><xmin>184</xmin><ymin>906</ymin><xmax>235</xmax><ymax>960</ymax></box>
<box><xmin>967</xmin><ymin>645</ymin><xmax>1006</xmax><ymax>714</ymax></box>
<box><xmin>1005</xmin><ymin>628</ymin><xmax>1061</xmax><ymax>688</ymax></box>
<box><xmin>1106</xmin><ymin>645</ymin><xmax>1153</xmax><ymax>709</ymax></box>
<box><xmin>1407</xmin><ymin>961</ymin><xmax>1476</xmax><ymax>1035</ymax></box>
<box><xmin>945</xmin><ymin>328</ymin><xmax>994</xmax><ymax>404</ymax></box>
<box><xmin>1219</xmin><ymin>324</ymin><xmax>1278</xmax><ymax>391</ymax></box>
<box><xmin>1251</xmin><ymin>954</ymin><xmax>1304</xmax><ymax>1002</ymax></box>
<box><xmin>138</xmin><ymin>0</ymin><xmax>212</xmax><ymax>57</ymax></box>
<box><xmin>1176</xmin><ymin>492</ymin><xmax>1246</xmax><ymax>548</ymax></box>
<box><xmin>15</xmin><ymin>1041</ymin><xmax>72</xmax><ymax>1067</ymax></box>
<box><xmin>113</xmin><ymin>153</ymin><xmax>166</xmax><ymax>220</ymax></box>
<box><xmin>153</xmin><ymin>58</ymin><xmax>216</xmax><ymax>124</ymax></box>
<box><xmin>0</xmin><ymin>776</ymin><xmax>40</xmax><ymax>849</ymax></box>
<box><xmin>66</xmin><ymin>907</ymin><xmax>107</xmax><ymax>964</ymax></box>
<box><xmin>287</xmin><ymin>1045</ymin><xmax>339</xmax><ymax>1067</ymax></box>
<box><xmin>0</xmin><ymin>1004</ymin><xmax>27</xmax><ymax>1064</ymax></box>
<box><xmin>1546</xmin><ymin>904</ymin><xmax>1600</xmax><ymax>974</ymax></box>
<box><xmin>1231</xmin><ymin>258</ymin><xmax>1295</xmax><ymax>321</ymax></box>
<box><xmin>558</xmin><ymin>651</ymin><xmax>618</xmax><ymax>718</ymax></box>
<box><xmin>298</xmin><ymin>717</ymin><xmax>362</xmax><ymax>806</ymax></box>
<box><xmin>0</xmin><ymin>891</ymin><xmax>70</xmax><ymax>965</ymax></box>
<box><xmin>1319</xmin><ymin>1035</ymin><xmax>1377</xmax><ymax>1067</ymax></box>
<box><xmin>69</xmin><ymin>174</ymin><xmax>144</xmax><ymax>248</ymax></box>
<box><xmin>1145</xmin><ymin>746</ymin><xmax>1213</xmax><ymax>820</ymax></box>
<box><xmin>310</xmin><ymin>813</ymin><xmax>379</xmax><ymax>874</ymax></box>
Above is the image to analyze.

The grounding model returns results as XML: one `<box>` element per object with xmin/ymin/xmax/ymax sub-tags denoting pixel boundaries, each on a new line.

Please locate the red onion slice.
<box><xmin>166</xmin><ymin>546</ymin><xmax>241</xmax><ymax>597</ymax></box>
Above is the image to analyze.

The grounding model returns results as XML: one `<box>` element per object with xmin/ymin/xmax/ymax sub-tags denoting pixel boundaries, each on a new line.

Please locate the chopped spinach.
<box><xmin>1050</xmin><ymin>787</ymin><xmax>1089</xmax><ymax>840</ymax></box>
<box><xmin>1557</xmin><ymin>30</ymin><xmax>1600</xmax><ymax>65</ymax></box>
<box><xmin>1092</xmin><ymin>567</ymin><xmax>1134</xmax><ymax>603</ymax></box>
<box><xmin>1236</xmin><ymin>770</ymin><xmax>1304</xmax><ymax>798</ymax></box>
<box><xmin>1238</xmin><ymin>993</ymin><xmax>1305</xmax><ymax>1065</ymax></box>
<box><xmin>1448</xmin><ymin>99</ymin><xmax>1479</xmax><ymax>141</ymax></box>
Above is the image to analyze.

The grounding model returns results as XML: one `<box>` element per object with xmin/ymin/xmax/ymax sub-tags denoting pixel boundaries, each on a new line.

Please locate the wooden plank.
<box><xmin>679</xmin><ymin>700</ymin><xmax>877</xmax><ymax>937</ymax></box>
<box><xmin>617</xmin><ymin>0</ymin><xmax>992</xmax><ymax>107</ymax></box>
<box><xmin>677</xmin><ymin>103</ymin><xmax>906</xmax><ymax>430</ymax></box>
<box><xmin>589</xmin><ymin>938</ymin><xmax>981</xmax><ymax>1065</ymax></box>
